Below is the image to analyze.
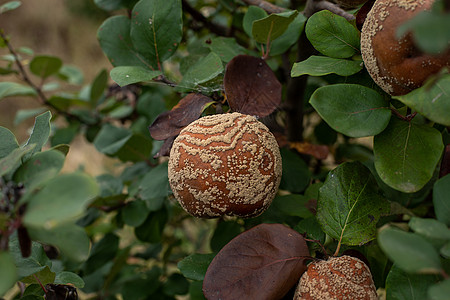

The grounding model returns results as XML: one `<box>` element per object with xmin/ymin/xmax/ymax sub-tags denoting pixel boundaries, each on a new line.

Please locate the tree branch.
<box><xmin>241</xmin><ymin>0</ymin><xmax>286</xmax><ymax>13</ymax></box>
<box><xmin>182</xmin><ymin>0</ymin><xmax>229</xmax><ymax>36</ymax></box>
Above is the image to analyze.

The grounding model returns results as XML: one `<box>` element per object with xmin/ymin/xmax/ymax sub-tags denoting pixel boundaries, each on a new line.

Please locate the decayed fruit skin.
<box><xmin>294</xmin><ymin>255</ymin><xmax>377</xmax><ymax>300</ymax></box>
<box><xmin>361</xmin><ymin>0</ymin><xmax>450</xmax><ymax>96</ymax></box>
<box><xmin>168</xmin><ymin>112</ymin><xmax>282</xmax><ymax>218</ymax></box>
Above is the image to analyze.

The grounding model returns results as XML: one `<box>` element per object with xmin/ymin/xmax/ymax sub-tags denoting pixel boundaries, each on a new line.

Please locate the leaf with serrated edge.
<box><xmin>317</xmin><ymin>161</ymin><xmax>390</xmax><ymax>246</ymax></box>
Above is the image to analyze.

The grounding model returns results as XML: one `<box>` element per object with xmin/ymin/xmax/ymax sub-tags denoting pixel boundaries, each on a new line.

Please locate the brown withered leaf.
<box><xmin>148</xmin><ymin>93</ymin><xmax>215</xmax><ymax>141</ymax></box>
<box><xmin>224</xmin><ymin>55</ymin><xmax>281</xmax><ymax>118</ymax></box>
<box><xmin>356</xmin><ymin>0</ymin><xmax>375</xmax><ymax>31</ymax></box>
<box><xmin>290</xmin><ymin>142</ymin><xmax>329</xmax><ymax>160</ymax></box>
<box><xmin>203</xmin><ymin>223</ymin><xmax>309</xmax><ymax>300</ymax></box>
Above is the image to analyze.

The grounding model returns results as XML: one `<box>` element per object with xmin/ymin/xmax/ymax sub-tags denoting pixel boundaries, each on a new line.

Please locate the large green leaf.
<box><xmin>25</xmin><ymin>111</ymin><xmax>52</xmax><ymax>159</ymax></box>
<box><xmin>178</xmin><ymin>52</ymin><xmax>224</xmax><ymax>91</ymax></box>
<box><xmin>252</xmin><ymin>10</ymin><xmax>299</xmax><ymax>44</ymax></box>
<box><xmin>373</xmin><ymin>118</ymin><xmax>444</xmax><ymax>193</ymax></box>
<box><xmin>305</xmin><ymin>10</ymin><xmax>360</xmax><ymax>58</ymax></box>
<box><xmin>409</xmin><ymin>217</ymin><xmax>450</xmax><ymax>248</ymax></box>
<box><xmin>29</xmin><ymin>55</ymin><xmax>62</xmax><ymax>78</ymax></box>
<box><xmin>291</xmin><ymin>56</ymin><xmax>362</xmax><ymax>77</ymax></box>
<box><xmin>130</xmin><ymin>0</ymin><xmax>182</xmax><ymax>69</ymax></box>
<box><xmin>28</xmin><ymin>223</ymin><xmax>90</xmax><ymax>262</ymax></box>
<box><xmin>204</xmin><ymin>37</ymin><xmax>248</xmax><ymax>63</ymax></box>
<box><xmin>93</xmin><ymin>124</ymin><xmax>132</xmax><ymax>155</ymax></box>
<box><xmin>110</xmin><ymin>66</ymin><xmax>161</xmax><ymax>87</ymax></box>
<box><xmin>97</xmin><ymin>15</ymin><xmax>150</xmax><ymax>68</ymax></box>
<box><xmin>385</xmin><ymin>264</ymin><xmax>439</xmax><ymax>300</ymax></box>
<box><xmin>378</xmin><ymin>227</ymin><xmax>442</xmax><ymax>274</ymax></box>
<box><xmin>310</xmin><ymin>84</ymin><xmax>391</xmax><ymax>137</ymax></box>
<box><xmin>54</xmin><ymin>271</ymin><xmax>85</xmax><ymax>288</ymax></box>
<box><xmin>9</xmin><ymin>237</ymin><xmax>51</xmax><ymax>279</ymax></box>
<box><xmin>0</xmin><ymin>126</ymin><xmax>18</xmax><ymax>158</ymax></box>
<box><xmin>279</xmin><ymin>148</ymin><xmax>311</xmax><ymax>193</ymax></box>
<box><xmin>139</xmin><ymin>161</ymin><xmax>170</xmax><ymax>202</ymax></box>
<box><xmin>23</xmin><ymin>173</ymin><xmax>99</xmax><ymax>228</ymax></box>
<box><xmin>429</xmin><ymin>279</ymin><xmax>450</xmax><ymax>300</ymax></box>
<box><xmin>116</xmin><ymin>133</ymin><xmax>152</xmax><ymax>162</ymax></box>
<box><xmin>83</xmin><ymin>233</ymin><xmax>119</xmax><ymax>275</ymax></box>
<box><xmin>394</xmin><ymin>74</ymin><xmax>450</xmax><ymax>126</ymax></box>
<box><xmin>243</xmin><ymin>6</ymin><xmax>267</xmax><ymax>38</ymax></box>
<box><xmin>13</xmin><ymin>150</ymin><xmax>65</xmax><ymax>190</ymax></box>
<box><xmin>0</xmin><ymin>82</ymin><xmax>36</xmax><ymax>99</ymax></box>
<box><xmin>317</xmin><ymin>161</ymin><xmax>390</xmax><ymax>246</ymax></box>
<box><xmin>433</xmin><ymin>175</ymin><xmax>450</xmax><ymax>226</ymax></box>
<box><xmin>270</xmin><ymin>13</ymin><xmax>306</xmax><ymax>56</ymax></box>
<box><xmin>0</xmin><ymin>144</ymin><xmax>35</xmax><ymax>177</ymax></box>
<box><xmin>0</xmin><ymin>252</ymin><xmax>17</xmax><ymax>296</ymax></box>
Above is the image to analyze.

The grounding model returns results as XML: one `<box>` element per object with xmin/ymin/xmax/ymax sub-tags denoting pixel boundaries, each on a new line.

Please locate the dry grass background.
<box><xmin>0</xmin><ymin>0</ymin><xmax>122</xmax><ymax>175</ymax></box>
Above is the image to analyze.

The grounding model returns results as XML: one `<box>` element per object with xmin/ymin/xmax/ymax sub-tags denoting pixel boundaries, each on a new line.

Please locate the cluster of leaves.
<box><xmin>1</xmin><ymin>0</ymin><xmax>450</xmax><ymax>299</ymax></box>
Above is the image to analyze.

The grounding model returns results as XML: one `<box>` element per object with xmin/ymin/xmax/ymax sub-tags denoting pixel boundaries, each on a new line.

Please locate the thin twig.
<box><xmin>314</xmin><ymin>0</ymin><xmax>356</xmax><ymax>20</ymax></box>
<box><xmin>242</xmin><ymin>0</ymin><xmax>286</xmax><ymax>13</ymax></box>
<box><xmin>182</xmin><ymin>0</ymin><xmax>229</xmax><ymax>36</ymax></box>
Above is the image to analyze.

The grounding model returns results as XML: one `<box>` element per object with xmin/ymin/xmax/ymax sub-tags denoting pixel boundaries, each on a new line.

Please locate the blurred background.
<box><xmin>0</xmin><ymin>0</ymin><xmax>120</xmax><ymax>174</ymax></box>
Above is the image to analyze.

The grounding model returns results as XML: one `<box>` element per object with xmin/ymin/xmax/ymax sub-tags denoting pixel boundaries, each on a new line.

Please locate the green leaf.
<box><xmin>409</xmin><ymin>217</ymin><xmax>450</xmax><ymax>248</ymax></box>
<box><xmin>252</xmin><ymin>10</ymin><xmax>299</xmax><ymax>44</ymax></box>
<box><xmin>0</xmin><ymin>1</ymin><xmax>21</xmax><ymax>14</ymax></box>
<box><xmin>429</xmin><ymin>279</ymin><xmax>450</xmax><ymax>300</ymax></box>
<box><xmin>58</xmin><ymin>65</ymin><xmax>84</xmax><ymax>85</ymax></box>
<box><xmin>110</xmin><ymin>66</ymin><xmax>161</xmax><ymax>87</ymax></box>
<box><xmin>394</xmin><ymin>74</ymin><xmax>450</xmax><ymax>126</ymax></box>
<box><xmin>90</xmin><ymin>69</ymin><xmax>108</xmax><ymax>104</ymax></box>
<box><xmin>0</xmin><ymin>126</ymin><xmax>18</xmax><ymax>158</ymax></box>
<box><xmin>94</xmin><ymin>0</ymin><xmax>137</xmax><ymax>11</ymax></box>
<box><xmin>441</xmin><ymin>241</ymin><xmax>450</xmax><ymax>258</ymax></box>
<box><xmin>54</xmin><ymin>271</ymin><xmax>85</xmax><ymax>288</ymax></box>
<box><xmin>116</xmin><ymin>133</ymin><xmax>152</xmax><ymax>162</ymax></box>
<box><xmin>317</xmin><ymin>161</ymin><xmax>390</xmax><ymax>246</ymax></box>
<box><xmin>272</xmin><ymin>194</ymin><xmax>313</xmax><ymax>219</ymax></box>
<box><xmin>122</xmin><ymin>199</ymin><xmax>149</xmax><ymax>227</ymax></box>
<box><xmin>134</xmin><ymin>209</ymin><xmax>167</xmax><ymax>243</ymax></box>
<box><xmin>23</xmin><ymin>173</ymin><xmax>99</xmax><ymax>228</ymax></box>
<box><xmin>93</xmin><ymin>124</ymin><xmax>132</xmax><ymax>155</ymax></box>
<box><xmin>178</xmin><ymin>52</ymin><xmax>224</xmax><ymax>90</ymax></box>
<box><xmin>378</xmin><ymin>227</ymin><xmax>442</xmax><ymax>274</ymax></box>
<box><xmin>83</xmin><ymin>233</ymin><xmax>119</xmax><ymax>275</ymax></box>
<box><xmin>25</xmin><ymin>111</ymin><xmax>52</xmax><ymax>159</ymax></box>
<box><xmin>270</xmin><ymin>13</ymin><xmax>306</xmax><ymax>56</ymax></box>
<box><xmin>294</xmin><ymin>217</ymin><xmax>326</xmax><ymax>244</ymax></box>
<box><xmin>13</xmin><ymin>149</ymin><xmax>65</xmax><ymax>190</ymax></box>
<box><xmin>310</xmin><ymin>84</ymin><xmax>391</xmax><ymax>137</ymax></box>
<box><xmin>0</xmin><ymin>82</ymin><xmax>36</xmax><ymax>99</ymax></box>
<box><xmin>433</xmin><ymin>175</ymin><xmax>450</xmax><ymax>226</ymax></box>
<box><xmin>139</xmin><ymin>161</ymin><xmax>171</xmax><ymax>201</ymax></box>
<box><xmin>279</xmin><ymin>148</ymin><xmax>311</xmax><ymax>193</ymax></box>
<box><xmin>9</xmin><ymin>237</ymin><xmax>51</xmax><ymax>278</ymax></box>
<box><xmin>130</xmin><ymin>0</ymin><xmax>182</xmax><ymax>69</ymax></box>
<box><xmin>13</xmin><ymin>107</ymin><xmax>47</xmax><ymax>126</ymax></box>
<box><xmin>305</xmin><ymin>10</ymin><xmax>360</xmax><ymax>58</ymax></box>
<box><xmin>0</xmin><ymin>144</ymin><xmax>35</xmax><ymax>177</ymax></box>
<box><xmin>163</xmin><ymin>273</ymin><xmax>189</xmax><ymax>296</ymax></box>
<box><xmin>373</xmin><ymin>118</ymin><xmax>444</xmax><ymax>193</ymax></box>
<box><xmin>0</xmin><ymin>252</ymin><xmax>17</xmax><ymax>296</ymax></box>
<box><xmin>210</xmin><ymin>221</ymin><xmax>242</xmax><ymax>253</ymax></box>
<box><xmin>98</xmin><ymin>15</ymin><xmax>149</xmax><ymax>68</ymax></box>
<box><xmin>204</xmin><ymin>37</ymin><xmax>248</xmax><ymax>63</ymax></box>
<box><xmin>28</xmin><ymin>223</ymin><xmax>90</xmax><ymax>262</ymax></box>
<box><xmin>243</xmin><ymin>6</ymin><xmax>267</xmax><ymax>38</ymax></box>
<box><xmin>29</xmin><ymin>55</ymin><xmax>62</xmax><ymax>78</ymax></box>
<box><xmin>21</xmin><ymin>265</ymin><xmax>55</xmax><ymax>286</ymax></box>
<box><xmin>178</xmin><ymin>253</ymin><xmax>216</xmax><ymax>281</ymax></box>
<box><xmin>385</xmin><ymin>264</ymin><xmax>439</xmax><ymax>300</ymax></box>
<box><xmin>291</xmin><ymin>56</ymin><xmax>363</xmax><ymax>77</ymax></box>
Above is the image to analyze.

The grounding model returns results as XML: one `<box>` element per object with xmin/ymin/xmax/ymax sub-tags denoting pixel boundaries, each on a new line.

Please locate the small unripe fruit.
<box><xmin>168</xmin><ymin>112</ymin><xmax>282</xmax><ymax>218</ymax></box>
<box><xmin>361</xmin><ymin>0</ymin><xmax>450</xmax><ymax>95</ymax></box>
<box><xmin>295</xmin><ymin>255</ymin><xmax>377</xmax><ymax>300</ymax></box>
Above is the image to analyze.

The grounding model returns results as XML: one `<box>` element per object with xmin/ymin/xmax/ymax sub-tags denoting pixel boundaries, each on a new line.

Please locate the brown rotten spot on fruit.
<box><xmin>294</xmin><ymin>255</ymin><xmax>377</xmax><ymax>300</ymax></box>
<box><xmin>361</xmin><ymin>0</ymin><xmax>450</xmax><ymax>96</ymax></box>
<box><xmin>168</xmin><ymin>112</ymin><xmax>282</xmax><ymax>218</ymax></box>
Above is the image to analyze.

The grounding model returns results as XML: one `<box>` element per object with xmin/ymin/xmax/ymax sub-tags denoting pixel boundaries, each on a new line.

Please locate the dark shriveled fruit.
<box><xmin>294</xmin><ymin>255</ymin><xmax>377</xmax><ymax>300</ymax></box>
<box><xmin>361</xmin><ymin>0</ymin><xmax>450</xmax><ymax>96</ymax></box>
<box><xmin>168</xmin><ymin>112</ymin><xmax>282</xmax><ymax>218</ymax></box>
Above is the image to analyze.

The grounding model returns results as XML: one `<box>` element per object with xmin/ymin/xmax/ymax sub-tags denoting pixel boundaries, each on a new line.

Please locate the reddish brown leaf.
<box><xmin>18</xmin><ymin>225</ymin><xmax>31</xmax><ymax>258</ymax></box>
<box><xmin>153</xmin><ymin>135</ymin><xmax>176</xmax><ymax>158</ymax></box>
<box><xmin>224</xmin><ymin>55</ymin><xmax>281</xmax><ymax>118</ymax></box>
<box><xmin>290</xmin><ymin>142</ymin><xmax>329</xmax><ymax>160</ymax></box>
<box><xmin>356</xmin><ymin>0</ymin><xmax>375</xmax><ymax>31</ymax></box>
<box><xmin>203</xmin><ymin>223</ymin><xmax>309</xmax><ymax>300</ymax></box>
<box><xmin>439</xmin><ymin>144</ymin><xmax>450</xmax><ymax>178</ymax></box>
<box><xmin>148</xmin><ymin>93</ymin><xmax>215</xmax><ymax>140</ymax></box>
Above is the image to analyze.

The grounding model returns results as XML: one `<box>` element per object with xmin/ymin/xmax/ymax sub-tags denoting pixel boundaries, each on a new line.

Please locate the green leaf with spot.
<box><xmin>110</xmin><ymin>66</ymin><xmax>161</xmax><ymax>86</ymax></box>
<box><xmin>317</xmin><ymin>161</ymin><xmax>390</xmax><ymax>246</ymax></box>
